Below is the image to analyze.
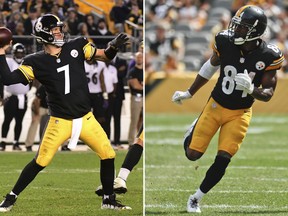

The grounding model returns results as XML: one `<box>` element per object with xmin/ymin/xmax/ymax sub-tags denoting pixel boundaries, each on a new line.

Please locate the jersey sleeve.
<box><xmin>77</xmin><ymin>37</ymin><xmax>97</xmax><ymax>61</ymax></box>
<box><xmin>212</xmin><ymin>30</ymin><xmax>228</xmax><ymax>57</ymax></box>
<box><xmin>70</xmin><ymin>37</ymin><xmax>97</xmax><ymax>61</ymax></box>
<box><xmin>19</xmin><ymin>54</ymin><xmax>36</xmax><ymax>83</ymax></box>
<box><xmin>264</xmin><ymin>44</ymin><xmax>284</xmax><ymax>71</ymax></box>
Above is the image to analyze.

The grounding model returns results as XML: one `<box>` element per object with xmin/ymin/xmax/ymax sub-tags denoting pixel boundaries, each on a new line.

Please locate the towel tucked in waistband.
<box><xmin>68</xmin><ymin>118</ymin><xmax>83</xmax><ymax>149</ymax></box>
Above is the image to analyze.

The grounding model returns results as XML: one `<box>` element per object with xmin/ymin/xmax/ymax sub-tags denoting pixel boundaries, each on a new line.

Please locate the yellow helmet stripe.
<box><xmin>236</xmin><ymin>5</ymin><xmax>251</xmax><ymax>17</ymax></box>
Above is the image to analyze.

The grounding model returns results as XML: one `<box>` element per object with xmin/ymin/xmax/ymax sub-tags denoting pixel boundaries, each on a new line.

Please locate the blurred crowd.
<box><xmin>145</xmin><ymin>0</ymin><xmax>288</xmax><ymax>75</ymax></box>
<box><xmin>0</xmin><ymin>0</ymin><xmax>143</xmax><ymax>53</ymax></box>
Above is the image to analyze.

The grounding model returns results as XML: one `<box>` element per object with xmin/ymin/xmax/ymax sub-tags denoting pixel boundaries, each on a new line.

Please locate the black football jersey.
<box><xmin>19</xmin><ymin>37</ymin><xmax>97</xmax><ymax>118</ymax></box>
<box><xmin>211</xmin><ymin>30</ymin><xmax>284</xmax><ymax>109</ymax></box>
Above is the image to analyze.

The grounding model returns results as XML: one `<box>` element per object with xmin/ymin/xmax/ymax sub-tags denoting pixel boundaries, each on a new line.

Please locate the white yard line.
<box><xmin>146</xmin><ymin>164</ymin><xmax>288</xmax><ymax>170</ymax></box>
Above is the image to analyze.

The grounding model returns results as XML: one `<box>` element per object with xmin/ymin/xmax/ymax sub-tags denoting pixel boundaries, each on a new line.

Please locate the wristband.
<box><xmin>104</xmin><ymin>46</ymin><xmax>118</xmax><ymax>60</ymax></box>
<box><xmin>198</xmin><ymin>59</ymin><xmax>219</xmax><ymax>80</ymax></box>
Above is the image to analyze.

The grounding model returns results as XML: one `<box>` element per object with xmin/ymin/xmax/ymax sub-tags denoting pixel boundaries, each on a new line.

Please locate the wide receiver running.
<box><xmin>172</xmin><ymin>5</ymin><xmax>284</xmax><ymax>213</ymax></box>
<box><xmin>0</xmin><ymin>14</ymin><xmax>131</xmax><ymax>212</ymax></box>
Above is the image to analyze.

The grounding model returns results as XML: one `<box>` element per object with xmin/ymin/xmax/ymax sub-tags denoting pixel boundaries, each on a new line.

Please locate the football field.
<box><xmin>145</xmin><ymin>113</ymin><xmax>288</xmax><ymax>216</ymax></box>
<box><xmin>0</xmin><ymin>150</ymin><xmax>143</xmax><ymax>215</ymax></box>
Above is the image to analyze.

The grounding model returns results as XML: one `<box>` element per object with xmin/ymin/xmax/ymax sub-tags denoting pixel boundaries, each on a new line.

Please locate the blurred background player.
<box><xmin>0</xmin><ymin>43</ymin><xmax>29</xmax><ymax>151</ymax></box>
<box><xmin>112</xmin><ymin>56</ymin><xmax>128</xmax><ymax>147</ymax></box>
<box><xmin>85</xmin><ymin>58</ymin><xmax>106</xmax><ymax>127</ymax></box>
<box><xmin>127</xmin><ymin>51</ymin><xmax>143</xmax><ymax>147</ymax></box>
<box><xmin>96</xmin><ymin>124</ymin><xmax>143</xmax><ymax>195</ymax></box>
<box><xmin>101</xmin><ymin>61</ymin><xmax>118</xmax><ymax>146</ymax></box>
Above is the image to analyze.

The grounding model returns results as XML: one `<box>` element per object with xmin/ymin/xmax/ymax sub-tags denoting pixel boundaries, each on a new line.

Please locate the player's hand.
<box><xmin>109</xmin><ymin>33</ymin><xmax>129</xmax><ymax>49</ymax></box>
<box><xmin>172</xmin><ymin>90</ymin><xmax>192</xmax><ymax>105</ymax></box>
<box><xmin>234</xmin><ymin>69</ymin><xmax>254</xmax><ymax>94</ymax></box>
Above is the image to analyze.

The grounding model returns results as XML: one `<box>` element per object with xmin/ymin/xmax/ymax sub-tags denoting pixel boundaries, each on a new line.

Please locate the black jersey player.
<box><xmin>172</xmin><ymin>5</ymin><xmax>284</xmax><ymax>213</ymax></box>
<box><xmin>0</xmin><ymin>14</ymin><xmax>131</xmax><ymax>212</ymax></box>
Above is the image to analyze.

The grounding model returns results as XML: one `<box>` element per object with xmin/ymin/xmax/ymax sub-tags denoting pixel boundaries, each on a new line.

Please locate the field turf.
<box><xmin>145</xmin><ymin>113</ymin><xmax>288</xmax><ymax>216</ymax></box>
<box><xmin>0</xmin><ymin>149</ymin><xmax>143</xmax><ymax>215</ymax></box>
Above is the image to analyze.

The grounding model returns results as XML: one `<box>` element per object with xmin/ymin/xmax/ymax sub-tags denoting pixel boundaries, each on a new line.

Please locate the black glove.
<box><xmin>109</xmin><ymin>33</ymin><xmax>129</xmax><ymax>49</ymax></box>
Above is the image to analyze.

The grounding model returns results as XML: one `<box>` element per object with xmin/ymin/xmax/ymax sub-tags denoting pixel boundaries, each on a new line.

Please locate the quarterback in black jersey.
<box><xmin>0</xmin><ymin>14</ymin><xmax>131</xmax><ymax>212</ymax></box>
<box><xmin>172</xmin><ymin>5</ymin><xmax>284</xmax><ymax>213</ymax></box>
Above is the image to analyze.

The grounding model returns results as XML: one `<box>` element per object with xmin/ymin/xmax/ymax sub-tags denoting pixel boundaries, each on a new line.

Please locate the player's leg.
<box><xmin>0</xmin><ymin>97</ymin><xmax>16</xmax><ymax>151</ymax></box>
<box><xmin>25</xmin><ymin>110</ymin><xmax>41</xmax><ymax>151</ymax></box>
<box><xmin>13</xmin><ymin>104</ymin><xmax>27</xmax><ymax>150</ymax></box>
<box><xmin>0</xmin><ymin>116</ymin><xmax>70</xmax><ymax>212</ymax></box>
<box><xmin>80</xmin><ymin>112</ymin><xmax>131</xmax><ymax>210</ymax></box>
<box><xmin>186</xmin><ymin>98</ymin><xmax>223</xmax><ymax>213</ymax></box>
<box><xmin>128</xmin><ymin>95</ymin><xmax>142</xmax><ymax>146</ymax></box>
<box><xmin>185</xmin><ymin>98</ymin><xmax>221</xmax><ymax>161</ymax></box>
<box><xmin>188</xmin><ymin>107</ymin><xmax>252</xmax><ymax>213</ymax></box>
<box><xmin>114</xmin><ymin>126</ymin><xmax>143</xmax><ymax>193</ymax></box>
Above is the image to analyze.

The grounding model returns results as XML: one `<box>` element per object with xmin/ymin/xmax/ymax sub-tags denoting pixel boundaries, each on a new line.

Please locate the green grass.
<box><xmin>0</xmin><ymin>150</ymin><xmax>143</xmax><ymax>215</ymax></box>
<box><xmin>145</xmin><ymin>113</ymin><xmax>288</xmax><ymax>216</ymax></box>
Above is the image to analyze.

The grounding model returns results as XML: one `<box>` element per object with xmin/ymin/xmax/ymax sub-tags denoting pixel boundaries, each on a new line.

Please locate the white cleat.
<box><xmin>187</xmin><ymin>195</ymin><xmax>201</xmax><ymax>213</ymax></box>
<box><xmin>113</xmin><ymin>177</ymin><xmax>127</xmax><ymax>194</ymax></box>
<box><xmin>101</xmin><ymin>194</ymin><xmax>131</xmax><ymax>210</ymax></box>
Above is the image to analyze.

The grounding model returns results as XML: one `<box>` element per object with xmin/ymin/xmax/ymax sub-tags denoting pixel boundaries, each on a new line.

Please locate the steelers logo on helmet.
<box><xmin>32</xmin><ymin>14</ymin><xmax>67</xmax><ymax>47</ymax></box>
<box><xmin>34</xmin><ymin>21</ymin><xmax>42</xmax><ymax>33</ymax></box>
<box><xmin>228</xmin><ymin>5</ymin><xmax>267</xmax><ymax>45</ymax></box>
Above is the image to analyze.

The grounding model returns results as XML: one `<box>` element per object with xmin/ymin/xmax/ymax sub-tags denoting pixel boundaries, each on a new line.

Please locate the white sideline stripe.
<box><xmin>146</xmin><ymin>138</ymin><xmax>182</xmax><ymax>145</ymax></box>
<box><xmin>146</xmin><ymin>164</ymin><xmax>288</xmax><ymax>170</ymax></box>
<box><xmin>145</xmin><ymin>188</ymin><xmax>288</xmax><ymax>193</ymax></box>
<box><xmin>251</xmin><ymin>117</ymin><xmax>288</xmax><ymax>123</ymax></box>
<box><xmin>146</xmin><ymin>126</ymin><xmax>187</xmax><ymax>132</ymax></box>
<box><xmin>146</xmin><ymin>204</ymin><xmax>288</xmax><ymax>209</ymax></box>
<box><xmin>146</xmin><ymin>125</ymin><xmax>275</xmax><ymax>134</ymax></box>
<box><xmin>247</xmin><ymin>127</ymin><xmax>273</xmax><ymax>134</ymax></box>
<box><xmin>146</xmin><ymin>176</ymin><xmax>288</xmax><ymax>182</ymax></box>
<box><xmin>1</xmin><ymin>167</ymin><xmax>143</xmax><ymax>174</ymax></box>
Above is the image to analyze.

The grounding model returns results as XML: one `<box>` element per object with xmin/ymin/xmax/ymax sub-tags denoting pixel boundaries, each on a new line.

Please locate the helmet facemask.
<box><xmin>229</xmin><ymin>16</ymin><xmax>260</xmax><ymax>45</ymax></box>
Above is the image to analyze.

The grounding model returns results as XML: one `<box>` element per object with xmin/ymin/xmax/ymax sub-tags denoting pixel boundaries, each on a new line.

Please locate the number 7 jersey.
<box><xmin>18</xmin><ymin>37</ymin><xmax>96</xmax><ymax>119</ymax></box>
<box><xmin>211</xmin><ymin>30</ymin><xmax>284</xmax><ymax>109</ymax></box>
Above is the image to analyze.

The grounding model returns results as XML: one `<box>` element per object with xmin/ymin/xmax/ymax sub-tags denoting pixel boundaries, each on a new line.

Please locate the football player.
<box><xmin>0</xmin><ymin>14</ymin><xmax>131</xmax><ymax>212</ymax></box>
<box><xmin>95</xmin><ymin>125</ymin><xmax>144</xmax><ymax>196</ymax></box>
<box><xmin>172</xmin><ymin>5</ymin><xmax>284</xmax><ymax>213</ymax></box>
<box><xmin>0</xmin><ymin>43</ymin><xmax>29</xmax><ymax>151</ymax></box>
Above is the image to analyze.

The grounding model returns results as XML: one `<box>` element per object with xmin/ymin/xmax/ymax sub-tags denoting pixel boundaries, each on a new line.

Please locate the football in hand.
<box><xmin>0</xmin><ymin>27</ymin><xmax>12</xmax><ymax>48</ymax></box>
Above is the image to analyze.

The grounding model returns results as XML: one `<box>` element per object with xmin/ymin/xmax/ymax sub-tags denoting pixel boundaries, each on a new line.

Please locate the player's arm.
<box><xmin>127</xmin><ymin>78</ymin><xmax>143</xmax><ymax>90</ymax></box>
<box><xmin>188</xmin><ymin>51</ymin><xmax>220</xmax><ymax>96</ymax></box>
<box><xmin>251</xmin><ymin>70</ymin><xmax>277</xmax><ymax>102</ymax></box>
<box><xmin>172</xmin><ymin>51</ymin><xmax>220</xmax><ymax>104</ymax></box>
<box><xmin>0</xmin><ymin>44</ymin><xmax>29</xmax><ymax>85</ymax></box>
<box><xmin>95</xmin><ymin>33</ymin><xmax>129</xmax><ymax>62</ymax></box>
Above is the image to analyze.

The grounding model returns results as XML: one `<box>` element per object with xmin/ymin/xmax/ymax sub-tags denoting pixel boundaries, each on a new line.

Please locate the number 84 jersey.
<box><xmin>211</xmin><ymin>30</ymin><xmax>284</xmax><ymax>110</ymax></box>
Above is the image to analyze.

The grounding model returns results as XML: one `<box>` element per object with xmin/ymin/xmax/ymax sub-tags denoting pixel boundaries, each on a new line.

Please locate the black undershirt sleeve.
<box><xmin>0</xmin><ymin>55</ymin><xmax>29</xmax><ymax>85</ymax></box>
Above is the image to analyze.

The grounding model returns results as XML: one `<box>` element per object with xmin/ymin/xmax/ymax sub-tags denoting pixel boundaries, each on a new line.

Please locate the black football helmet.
<box><xmin>12</xmin><ymin>43</ymin><xmax>26</xmax><ymax>63</ymax></box>
<box><xmin>33</xmin><ymin>14</ymin><xmax>67</xmax><ymax>47</ymax></box>
<box><xmin>229</xmin><ymin>5</ymin><xmax>267</xmax><ymax>45</ymax></box>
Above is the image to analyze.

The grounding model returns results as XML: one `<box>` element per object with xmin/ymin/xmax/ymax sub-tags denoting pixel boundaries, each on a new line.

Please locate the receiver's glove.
<box><xmin>172</xmin><ymin>91</ymin><xmax>192</xmax><ymax>105</ymax></box>
<box><xmin>235</xmin><ymin>69</ymin><xmax>254</xmax><ymax>94</ymax></box>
